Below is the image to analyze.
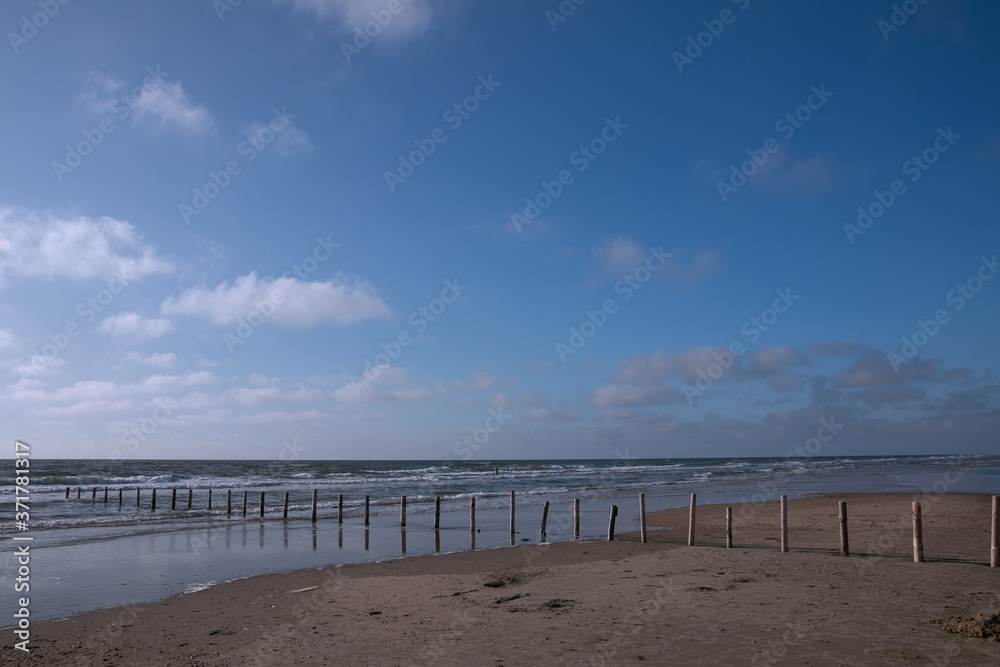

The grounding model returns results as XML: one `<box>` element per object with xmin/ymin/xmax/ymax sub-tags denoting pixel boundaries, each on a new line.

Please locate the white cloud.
<box><xmin>0</xmin><ymin>207</ymin><xmax>174</xmax><ymax>286</ymax></box>
<box><xmin>120</xmin><ymin>351</ymin><xmax>177</xmax><ymax>368</ymax></box>
<box><xmin>591</xmin><ymin>384</ymin><xmax>675</xmax><ymax>407</ymax></box>
<box><xmin>99</xmin><ymin>312</ymin><xmax>176</xmax><ymax>341</ymax></box>
<box><xmin>33</xmin><ymin>399</ymin><xmax>132</xmax><ymax>416</ymax></box>
<box><xmin>161</xmin><ymin>272</ymin><xmax>391</xmax><ymax>327</ymax></box>
<box><xmin>593</xmin><ymin>236</ymin><xmax>646</xmax><ymax>275</ymax></box>
<box><xmin>527</xmin><ymin>408</ymin><xmax>581</xmax><ymax>422</ymax></box>
<box><xmin>245</xmin><ymin>121</ymin><xmax>312</xmax><ymax>156</ymax></box>
<box><xmin>0</xmin><ymin>329</ymin><xmax>15</xmax><ymax>349</ymax></box>
<box><xmin>10</xmin><ymin>355</ymin><xmax>65</xmax><ymax>378</ymax></box>
<box><xmin>471</xmin><ymin>371</ymin><xmax>496</xmax><ymax>390</ymax></box>
<box><xmin>81</xmin><ymin>70</ymin><xmax>212</xmax><ymax>136</ymax></box>
<box><xmin>277</xmin><ymin>0</ymin><xmax>435</xmax><ymax>39</ymax></box>
<box><xmin>139</xmin><ymin>371</ymin><xmax>216</xmax><ymax>394</ymax></box>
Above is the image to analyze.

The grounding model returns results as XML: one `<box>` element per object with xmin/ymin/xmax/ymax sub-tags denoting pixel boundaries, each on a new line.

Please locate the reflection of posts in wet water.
<box><xmin>540</xmin><ymin>501</ymin><xmax>549</xmax><ymax>542</ymax></box>
<box><xmin>283</xmin><ymin>523</ymin><xmax>289</xmax><ymax>550</ymax></box>
<box><xmin>574</xmin><ymin>498</ymin><xmax>580</xmax><ymax>540</ymax></box>
<box><xmin>338</xmin><ymin>525</ymin><xmax>343</xmax><ymax>549</ymax></box>
<box><xmin>364</xmin><ymin>494</ymin><xmax>370</xmax><ymax>526</ymax></box>
<box><xmin>312</xmin><ymin>524</ymin><xmax>317</xmax><ymax>550</ymax></box>
<box><xmin>401</xmin><ymin>527</ymin><xmax>406</xmax><ymax>554</ymax></box>
<box><xmin>259</xmin><ymin>522</ymin><xmax>264</xmax><ymax>549</ymax></box>
<box><xmin>241</xmin><ymin>522</ymin><xmax>247</xmax><ymax>549</ymax></box>
<box><xmin>434</xmin><ymin>529</ymin><xmax>440</xmax><ymax>552</ymax></box>
<box><xmin>365</xmin><ymin>528</ymin><xmax>370</xmax><ymax>551</ymax></box>
<box><xmin>434</xmin><ymin>496</ymin><xmax>441</xmax><ymax>529</ymax></box>
<box><xmin>226</xmin><ymin>522</ymin><xmax>231</xmax><ymax>549</ymax></box>
<box><xmin>338</xmin><ymin>494</ymin><xmax>344</xmax><ymax>524</ymax></box>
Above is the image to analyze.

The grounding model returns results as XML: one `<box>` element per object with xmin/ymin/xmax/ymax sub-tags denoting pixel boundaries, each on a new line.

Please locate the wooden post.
<box><xmin>171</xmin><ymin>489</ymin><xmax>177</xmax><ymax>511</ymax></box>
<box><xmin>104</xmin><ymin>487</ymin><xmax>108</xmax><ymax>504</ymax></box>
<box><xmin>400</xmin><ymin>495</ymin><xmax>406</xmax><ymax>527</ymax></box>
<box><xmin>364</xmin><ymin>494</ymin><xmax>370</xmax><ymax>526</ymax></box>
<box><xmin>913</xmin><ymin>501</ymin><xmax>924</xmax><ymax>563</ymax></box>
<box><xmin>573</xmin><ymin>498</ymin><xmax>580</xmax><ymax>540</ymax></box>
<box><xmin>92</xmin><ymin>487</ymin><xmax>96</xmax><ymax>501</ymax></box>
<box><xmin>839</xmin><ymin>501</ymin><xmax>849</xmax><ymax>557</ymax></box>
<box><xmin>66</xmin><ymin>487</ymin><xmax>69</xmax><ymax>499</ymax></box>
<box><xmin>118</xmin><ymin>488</ymin><xmax>123</xmax><ymax>509</ymax></box>
<box><xmin>991</xmin><ymin>495</ymin><xmax>998</xmax><ymax>568</ymax></box>
<box><xmin>77</xmin><ymin>487</ymin><xmax>81</xmax><ymax>499</ymax></box>
<box><xmin>540</xmin><ymin>501</ymin><xmax>549</xmax><ymax>541</ymax></box>
<box><xmin>208</xmin><ymin>489</ymin><xmax>213</xmax><ymax>510</ymax></box>
<box><xmin>187</xmin><ymin>489</ymin><xmax>193</xmax><ymax>510</ymax></box>
<box><xmin>283</xmin><ymin>492</ymin><xmax>290</xmax><ymax>519</ymax></box>
<box><xmin>607</xmin><ymin>505</ymin><xmax>618</xmax><ymax>541</ymax></box>
<box><xmin>242</xmin><ymin>491</ymin><xmax>248</xmax><ymax>518</ymax></box>
<box><xmin>136</xmin><ymin>488</ymin><xmax>140</xmax><ymax>508</ymax></box>
<box><xmin>639</xmin><ymin>493</ymin><xmax>647</xmax><ymax>544</ymax></box>
<box><xmin>780</xmin><ymin>495</ymin><xmax>788</xmax><ymax>553</ymax></box>
<box><xmin>470</xmin><ymin>496</ymin><xmax>476</xmax><ymax>533</ymax></box>
<box><xmin>259</xmin><ymin>492</ymin><xmax>265</xmax><ymax>518</ymax></box>
<box><xmin>687</xmin><ymin>493</ymin><xmax>696</xmax><ymax>546</ymax></box>
<box><xmin>433</xmin><ymin>496</ymin><xmax>441</xmax><ymax>530</ymax></box>
<box><xmin>311</xmin><ymin>489</ymin><xmax>318</xmax><ymax>523</ymax></box>
<box><xmin>227</xmin><ymin>489</ymin><xmax>232</xmax><ymax>516</ymax></box>
<box><xmin>725</xmin><ymin>507</ymin><xmax>733</xmax><ymax>548</ymax></box>
<box><xmin>509</xmin><ymin>490</ymin><xmax>515</xmax><ymax>539</ymax></box>
<box><xmin>151</xmin><ymin>488</ymin><xmax>157</xmax><ymax>512</ymax></box>
<box><xmin>338</xmin><ymin>494</ymin><xmax>343</xmax><ymax>524</ymax></box>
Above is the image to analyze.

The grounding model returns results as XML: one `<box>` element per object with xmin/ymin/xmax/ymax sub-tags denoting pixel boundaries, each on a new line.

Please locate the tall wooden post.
<box><xmin>338</xmin><ymin>494</ymin><xmax>344</xmax><ymax>524</ymax></box>
<box><xmin>103</xmin><ymin>487</ymin><xmax>108</xmax><ymax>504</ymax></box>
<box><xmin>151</xmin><ymin>488</ymin><xmax>157</xmax><ymax>512</ymax></box>
<box><xmin>433</xmin><ymin>496</ymin><xmax>440</xmax><ymax>529</ymax></box>
<box><xmin>839</xmin><ymin>501</ymin><xmax>849</xmax><ymax>557</ymax></box>
<box><xmin>227</xmin><ymin>490</ymin><xmax>232</xmax><ymax>516</ymax></box>
<box><xmin>470</xmin><ymin>496</ymin><xmax>476</xmax><ymax>534</ymax></box>
<box><xmin>136</xmin><ymin>488</ymin><xmax>140</xmax><ymax>508</ymax></box>
<box><xmin>913</xmin><ymin>501</ymin><xmax>925</xmax><ymax>563</ymax></box>
<box><xmin>208</xmin><ymin>489</ymin><xmax>213</xmax><ymax>510</ymax></box>
<box><xmin>725</xmin><ymin>507</ymin><xmax>733</xmax><ymax>548</ymax></box>
<box><xmin>639</xmin><ymin>493</ymin><xmax>647</xmax><ymax>544</ymax></box>
<box><xmin>400</xmin><ymin>496</ymin><xmax>406</xmax><ymax>527</ymax></box>
<box><xmin>540</xmin><ymin>501</ymin><xmax>549</xmax><ymax>541</ymax></box>
<box><xmin>780</xmin><ymin>495</ymin><xmax>788</xmax><ymax>553</ymax></box>
<box><xmin>66</xmin><ymin>487</ymin><xmax>69</xmax><ymax>499</ymax></box>
<box><xmin>187</xmin><ymin>489</ymin><xmax>193</xmax><ymax>510</ymax></box>
<box><xmin>573</xmin><ymin>498</ymin><xmax>580</xmax><ymax>540</ymax></box>
<box><xmin>118</xmin><ymin>488</ymin><xmax>123</xmax><ymax>509</ymax></box>
<box><xmin>607</xmin><ymin>505</ymin><xmax>618</xmax><ymax>541</ymax></box>
<box><xmin>509</xmin><ymin>490</ymin><xmax>515</xmax><ymax>541</ymax></box>
<box><xmin>687</xmin><ymin>493</ymin><xmax>696</xmax><ymax>546</ymax></box>
<box><xmin>92</xmin><ymin>487</ymin><xmax>96</xmax><ymax>501</ymax></box>
<box><xmin>77</xmin><ymin>487</ymin><xmax>81</xmax><ymax>499</ymax></box>
<box><xmin>991</xmin><ymin>496</ymin><xmax>998</xmax><ymax>568</ymax></box>
<box><xmin>259</xmin><ymin>492</ymin><xmax>265</xmax><ymax>518</ymax></box>
<box><xmin>364</xmin><ymin>494</ymin><xmax>370</xmax><ymax>526</ymax></box>
<box><xmin>171</xmin><ymin>489</ymin><xmax>177</xmax><ymax>511</ymax></box>
<box><xmin>242</xmin><ymin>491</ymin><xmax>248</xmax><ymax>518</ymax></box>
<box><xmin>311</xmin><ymin>489</ymin><xmax>317</xmax><ymax>523</ymax></box>
<box><xmin>283</xmin><ymin>492</ymin><xmax>290</xmax><ymax>519</ymax></box>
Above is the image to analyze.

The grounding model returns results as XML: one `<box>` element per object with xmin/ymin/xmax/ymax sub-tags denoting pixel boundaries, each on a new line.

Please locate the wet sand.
<box><xmin>3</xmin><ymin>493</ymin><xmax>999</xmax><ymax>666</ymax></box>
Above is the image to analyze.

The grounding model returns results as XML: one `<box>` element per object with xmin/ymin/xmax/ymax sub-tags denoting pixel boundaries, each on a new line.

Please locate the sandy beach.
<box><xmin>4</xmin><ymin>492</ymin><xmax>999</xmax><ymax>666</ymax></box>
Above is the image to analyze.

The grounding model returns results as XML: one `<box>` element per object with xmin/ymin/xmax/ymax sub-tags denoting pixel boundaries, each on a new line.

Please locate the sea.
<box><xmin>3</xmin><ymin>455</ymin><xmax>999</xmax><ymax>623</ymax></box>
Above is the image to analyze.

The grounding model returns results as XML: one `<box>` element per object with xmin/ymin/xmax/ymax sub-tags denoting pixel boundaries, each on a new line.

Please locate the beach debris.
<box><xmin>495</xmin><ymin>593</ymin><xmax>529</xmax><ymax>604</ymax></box>
<box><xmin>208</xmin><ymin>629</ymin><xmax>236</xmax><ymax>636</ymax></box>
<box><xmin>365</xmin><ymin>610</ymin><xmax>382</xmax><ymax>616</ymax></box>
<box><xmin>289</xmin><ymin>586</ymin><xmax>318</xmax><ymax>594</ymax></box>
<box><xmin>483</xmin><ymin>571</ymin><xmax>525</xmax><ymax>588</ymax></box>
<box><xmin>543</xmin><ymin>599</ymin><xmax>573</xmax><ymax>609</ymax></box>
<box><xmin>930</xmin><ymin>614</ymin><xmax>1000</xmax><ymax>641</ymax></box>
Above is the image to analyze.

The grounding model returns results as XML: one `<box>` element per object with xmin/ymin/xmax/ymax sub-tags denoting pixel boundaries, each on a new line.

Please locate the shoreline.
<box><xmin>5</xmin><ymin>492</ymin><xmax>1000</xmax><ymax>665</ymax></box>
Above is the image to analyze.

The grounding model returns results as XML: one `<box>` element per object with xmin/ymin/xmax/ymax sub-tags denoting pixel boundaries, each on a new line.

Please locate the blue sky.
<box><xmin>2</xmin><ymin>0</ymin><xmax>998</xmax><ymax>460</ymax></box>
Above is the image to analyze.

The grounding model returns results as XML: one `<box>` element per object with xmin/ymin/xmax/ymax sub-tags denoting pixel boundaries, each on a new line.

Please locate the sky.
<box><xmin>1</xmin><ymin>0</ymin><xmax>999</xmax><ymax>461</ymax></box>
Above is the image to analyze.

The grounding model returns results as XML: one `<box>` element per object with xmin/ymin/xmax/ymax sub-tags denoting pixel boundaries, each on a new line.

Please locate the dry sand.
<box><xmin>4</xmin><ymin>493</ymin><xmax>1000</xmax><ymax>666</ymax></box>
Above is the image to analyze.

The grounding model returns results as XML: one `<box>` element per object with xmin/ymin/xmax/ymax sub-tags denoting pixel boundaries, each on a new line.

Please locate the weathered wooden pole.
<box><xmin>118</xmin><ymin>488</ymin><xmax>123</xmax><ymax>509</ymax></box>
<box><xmin>913</xmin><ymin>501</ymin><xmax>925</xmax><ymax>563</ymax></box>
<box><xmin>242</xmin><ymin>491</ymin><xmax>248</xmax><ymax>518</ymax></box>
<box><xmin>573</xmin><ymin>498</ymin><xmax>580</xmax><ymax>540</ymax></box>
<box><xmin>338</xmin><ymin>494</ymin><xmax>344</xmax><ymax>524</ymax></box>
<box><xmin>364</xmin><ymin>494</ymin><xmax>370</xmax><ymax>526</ymax></box>
<box><xmin>607</xmin><ymin>505</ymin><xmax>618</xmax><ymax>541</ymax></box>
<box><xmin>187</xmin><ymin>489</ymin><xmax>193</xmax><ymax>510</ymax></box>
<box><xmin>104</xmin><ymin>487</ymin><xmax>108</xmax><ymax>504</ymax></box>
<box><xmin>92</xmin><ymin>487</ymin><xmax>96</xmax><ymax>501</ymax></box>
<box><xmin>780</xmin><ymin>495</ymin><xmax>788</xmax><ymax>553</ymax></box>
<box><xmin>509</xmin><ymin>490</ymin><xmax>516</xmax><ymax>541</ymax></box>
<box><xmin>171</xmin><ymin>489</ymin><xmax>177</xmax><ymax>511</ymax></box>
<box><xmin>400</xmin><ymin>495</ymin><xmax>407</xmax><ymax>527</ymax></box>
<box><xmin>77</xmin><ymin>487</ymin><xmax>81</xmax><ymax>499</ymax></box>
<box><xmin>433</xmin><ymin>496</ymin><xmax>441</xmax><ymax>529</ymax></box>
<box><xmin>991</xmin><ymin>495</ymin><xmax>998</xmax><ymax>568</ymax></box>
<box><xmin>208</xmin><ymin>489</ymin><xmax>213</xmax><ymax>510</ymax></box>
<box><xmin>65</xmin><ymin>487</ymin><xmax>69</xmax><ymax>499</ymax></box>
<box><xmin>540</xmin><ymin>501</ymin><xmax>549</xmax><ymax>541</ymax></box>
<box><xmin>151</xmin><ymin>488</ymin><xmax>157</xmax><ymax>512</ymax></box>
<box><xmin>470</xmin><ymin>496</ymin><xmax>476</xmax><ymax>533</ymax></box>
<box><xmin>227</xmin><ymin>489</ymin><xmax>232</xmax><ymax>516</ymax></box>
<box><xmin>687</xmin><ymin>493</ymin><xmax>696</xmax><ymax>546</ymax></box>
<box><xmin>639</xmin><ymin>493</ymin><xmax>647</xmax><ymax>544</ymax></box>
<box><xmin>839</xmin><ymin>501</ymin><xmax>849</xmax><ymax>557</ymax></box>
<box><xmin>259</xmin><ymin>492</ymin><xmax>265</xmax><ymax>518</ymax></box>
<box><xmin>725</xmin><ymin>507</ymin><xmax>733</xmax><ymax>548</ymax></box>
<box><xmin>311</xmin><ymin>489</ymin><xmax>318</xmax><ymax>523</ymax></box>
<box><xmin>283</xmin><ymin>492</ymin><xmax>290</xmax><ymax>519</ymax></box>
<box><xmin>136</xmin><ymin>487</ymin><xmax>140</xmax><ymax>508</ymax></box>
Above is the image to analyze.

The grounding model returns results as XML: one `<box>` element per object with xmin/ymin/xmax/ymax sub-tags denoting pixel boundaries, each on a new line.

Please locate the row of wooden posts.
<box><xmin>66</xmin><ymin>486</ymin><xmax>1000</xmax><ymax>566</ymax></box>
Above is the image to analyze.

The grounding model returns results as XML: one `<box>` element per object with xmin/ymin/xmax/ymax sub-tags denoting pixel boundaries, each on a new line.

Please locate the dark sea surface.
<box><xmin>3</xmin><ymin>455</ymin><xmax>998</xmax><ymax>622</ymax></box>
